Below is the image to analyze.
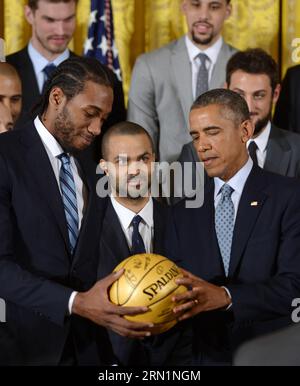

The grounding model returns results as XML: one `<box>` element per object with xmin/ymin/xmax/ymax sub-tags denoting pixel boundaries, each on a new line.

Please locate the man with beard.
<box><xmin>0</xmin><ymin>102</ymin><xmax>13</xmax><ymax>133</ymax></box>
<box><xmin>128</xmin><ymin>0</ymin><xmax>236</xmax><ymax>163</ymax></box>
<box><xmin>98</xmin><ymin>122</ymin><xmax>191</xmax><ymax>365</ymax></box>
<box><xmin>179</xmin><ymin>48</ymin><xmax>300</xmax><ymax>178</ymax></box>
<box><xmin>0</xmin><ymin>57</ymin><xmax>152</xmax><ymax>365</ymax></box>
<box><xmin>6</xmin><ymin>0</ymin><xmax>126</xmax><ymax>145</ymax></box>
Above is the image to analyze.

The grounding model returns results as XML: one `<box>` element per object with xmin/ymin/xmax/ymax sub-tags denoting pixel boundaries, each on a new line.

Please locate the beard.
<box><xmin>191</xmin><ymin>23</ymin><xmax>214</xmax><ymax>46</ymax></box>
<box><xmin>252</xmin><ymin>111</ymin><xmax>272</xmax><ymax>137</ymax></box>
<box><xmin>53</xmin><ymin>107</ymin><xmax>78</xmax><ymax>153</ymax></box>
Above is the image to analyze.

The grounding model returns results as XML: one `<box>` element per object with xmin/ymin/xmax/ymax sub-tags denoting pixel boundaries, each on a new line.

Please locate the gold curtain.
<box><xmin>3</xmin><ymin>0</ymin><xmax>300</xmax><ymax>101</ymax></box>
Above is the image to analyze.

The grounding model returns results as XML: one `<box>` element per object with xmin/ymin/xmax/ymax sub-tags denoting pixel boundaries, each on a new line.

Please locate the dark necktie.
<box><xmin>215</xmin><ymin>184</ymin><xmax>234</xmax><ymax>276</ymax></box>
<box><xmin>248</xmin><ymin>141</ymin><xmax>258</xmax><ymax>165</ymax></box>
<box><xmin>196</xmin><ymin>53</ymin><xmax>209</xmax><ymax>98</ymax></box>
<box><xmin>42</xmin><ymin>63</ymin><xmax>56</xmax><ymax>92</ymax></box>
<box><xmin>131</xmin><ymin>215</ymin><xmax>146</xmax><ymax>255</ymax></box>
<box><xmin>57</xmin><ymin>153</ymin><xmax>79</xmax><ymax>255</ymax></box>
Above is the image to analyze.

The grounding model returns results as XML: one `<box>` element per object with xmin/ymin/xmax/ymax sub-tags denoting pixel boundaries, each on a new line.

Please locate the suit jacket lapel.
<box><xmin>100</xmin><ymin>199</ymin><xmax>130</xmax><ymax>266</ymax></box>
<box><xmin>229</xmin><ymin>166</ymin><xmax>268</xmax><ymax>277</ymax></box>
<box><xmin>153</xmin><ymin>200</ymin><xmax>166</xmax><ymax>255</ymax></box>
<box><xmin>210</xmin><ymin>42</ymin><xmax>230</xmax><ymax>89</ymax></box>
<box><xmin>264</xmin><ymin>125</ymin><xmax>291</xmax><ymax>175</ymax></box>
<box><xmin>171</xmin><ymin>37</ymin><xmax>194</xmax><ymax>130</ymax></box>
<box><xmin>20</xmin><ymin>123</ymin><xmax>70</xmax><ymax>251</ymax></box>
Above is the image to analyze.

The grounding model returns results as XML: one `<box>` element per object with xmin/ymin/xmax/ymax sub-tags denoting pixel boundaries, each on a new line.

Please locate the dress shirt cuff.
<box><xmin>221</xmin><ymin>286</ymin><xmax>232</xmax><ymax>311</ymax></box>
<box><xmin>68</xmin><ymin>291</ymin><xmax>78</xmax><ymax>315</ymax></box>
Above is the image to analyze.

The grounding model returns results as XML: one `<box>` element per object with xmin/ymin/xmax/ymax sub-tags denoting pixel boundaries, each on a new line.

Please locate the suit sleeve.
<box><xmin>127</xmin><ymin>56</ymin><xmax>159</xmax><ymax>153</ymax></box>
<box><xmin>227</xmin><ymin>187</ymin><xmax>300</xmax><ymax>322</ymax></box>
<box><xmin>0</xmin><ymin>154</ymin><xmax>73</xmax><ymax>327</ymax></box>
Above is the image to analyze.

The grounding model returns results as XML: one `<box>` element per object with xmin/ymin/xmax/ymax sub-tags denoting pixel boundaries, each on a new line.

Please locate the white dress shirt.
<box><xmin>247</xmin><ymin>121</ymin><xmax>271</xmax><ymax>168</ymax></box>
<box><xmin>185</xmin><ymin>35</ymin><xmax>223</xmax><ymax>100</ymax></box>
<box><xmin>214</xmin><ymin>157</ymin><xmax>253</xmax><ymax>308</ymax></box>
<box><xmin>34</xmin><ymin>116</ymin><xmax>88</xmax><ymax>314</ymax></box>
<box><xmin>214</xmin><ymin>157</ymin><xmax>253</xmax><ymax>222</ymax></box>
<box><xmin>28</xmin><ymin>43</ymin><xmax>70</xmax><ymax>93</ymax></box>
<box><xmin>110</xmin><ymin>196</ymin><xmax>154</xmax><ymax>253</ymax></box>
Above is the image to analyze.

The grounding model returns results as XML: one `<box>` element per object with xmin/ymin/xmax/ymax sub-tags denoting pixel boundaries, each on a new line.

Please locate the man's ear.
<box><xmin>48</xmin><ymin>87</ymin><xmax>66</xmax><ymax>109</ymax></box>
<box><xmin>24</xmin><ymin>5</ymin><xmax>34</xmax><ymax>25</ymax></box>
<box><xmin>272</xmin><ymin>84</ymin><xmax>281</xmax><ymax>105</ymax></box>
<box><xmin>241</xmin><ymin>119</ymin><xmax>254</xmax><ymax>142</ymax></box>
<box><xmin>99</xmin><ymin>159</ymin><xmax>108</xmax><ymax>175</ymax></box>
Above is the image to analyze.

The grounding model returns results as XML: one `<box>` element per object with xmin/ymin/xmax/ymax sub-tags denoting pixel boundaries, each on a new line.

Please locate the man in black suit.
<box><xmin>98</xmin><ymin>122</ymin><xmax>191</xmax><ymax>365</ymax></box>
<box><xmin>168</xmin><ymin>89</ymin><xmax>300</xmax><ymax>365</ymax></box>
<box><xmin>0</xmin><ymin>57</ymin><xmax>152</xmax><ymax>365</ymax></box>
<box><xmin>179</xmin><ymin>49</ymin><xmax>300</xmax><ymax>180</ymax></box>
<box><xmin>273</xmin><ymin>64</ymin><xmax>300</xmax><ymax>134</ymax></box>
<box><xmin>6</xmin><ymin>0</ymin><xmax>126</xmax><ymax>155</ymax></box>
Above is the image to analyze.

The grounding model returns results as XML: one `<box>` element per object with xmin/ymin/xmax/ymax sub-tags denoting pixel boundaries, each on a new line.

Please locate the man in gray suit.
<box><xmin>179</xmin><ymin>48</ymin><xmax>300</xmax><ymax>178</ymax></box>
<box><xmin>128</xmin><ymin>0</ymin><xmax>236</xmax><ymax>163</ymax></box>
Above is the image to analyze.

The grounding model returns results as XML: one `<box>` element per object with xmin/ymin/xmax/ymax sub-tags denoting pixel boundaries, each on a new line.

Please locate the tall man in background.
<box><xmin>128</xmin><ymin>0</ymin><xmax>236</xmax><ymax>163</ymax></box>
<box><xmin>6</xmin><ymin>0</ymin><xmax>126</xmax><ymax>156</ymax></box>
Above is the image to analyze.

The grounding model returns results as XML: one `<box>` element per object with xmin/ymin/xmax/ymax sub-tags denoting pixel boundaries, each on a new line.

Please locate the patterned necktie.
<box><xmin>131</xmin><ymin>215</ymin><xmax>146</xmax><ymax>255</ymax></box>
<box><xmin>196</xmin><ymin>53</ymin><xmax>209</xmax><ymax>98</ymax></box>
<box><xmin>248</xmin><ymin>141</ymin><xmax>258</xmax><ymax>165</ymax></box>
<box><xmin>42</xmin><ymin>63</ymin><xmax>56</xmax><ymax>92</ymax></box>
<box><xmin>215</xmin><ymin>184</ymin><xmax>235</xmax><ymax>276</ymax></box>
<box><xmin>57</xmin><ymin>153</ymin><xmax>79</xmax><ymax>255</ymax></box>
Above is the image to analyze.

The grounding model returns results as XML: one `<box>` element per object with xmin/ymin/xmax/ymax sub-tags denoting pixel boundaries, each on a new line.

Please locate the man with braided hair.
<box><xmin>0</xmin><ymin>57</ymin><xmax>152</xmax><ymax>365</ymax></box>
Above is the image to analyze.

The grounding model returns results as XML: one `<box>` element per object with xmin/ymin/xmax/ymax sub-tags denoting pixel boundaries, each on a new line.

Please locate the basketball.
<box><xmin>109</xmin><ymin>253</ymin><xmax>187</xmax><ymax>335</ymax></box>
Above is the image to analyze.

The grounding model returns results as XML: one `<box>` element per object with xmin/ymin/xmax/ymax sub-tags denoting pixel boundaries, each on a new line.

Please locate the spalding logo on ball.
<box><xmin>109</xmin><ymin>253</ymin><xmax>187</xmax><ymax>334</ymax></box>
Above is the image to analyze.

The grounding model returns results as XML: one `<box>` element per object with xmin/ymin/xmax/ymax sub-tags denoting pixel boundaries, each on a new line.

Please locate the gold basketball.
<box><xmin>109</xmin><ymin>253</ymin><xmax>187</xmax><ymax>334</ymax></box>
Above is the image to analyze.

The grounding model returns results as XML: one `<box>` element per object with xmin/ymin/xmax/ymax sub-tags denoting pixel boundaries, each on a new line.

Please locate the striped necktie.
<box><xmin>57</xmin><ymin>153</ymin><xmax>79</xmax><ymax>255</ymax></box>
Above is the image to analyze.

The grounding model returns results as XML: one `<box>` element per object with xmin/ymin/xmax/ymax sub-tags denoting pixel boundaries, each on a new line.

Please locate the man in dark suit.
<box><xmin>0</xmin><ymin>57</ymin><xmax>152</xmax><ymax>365</ymax></box>
<box><xmin>6</xmin><ymin>0</ymin><xmax>126</xmax><ymax>156</ymax></box>
<box><xmin>273</xmin><ymin>64</ymin><xmax>300</xmax><ymax>135</ymax></box>
<box><xmin>179</xmin><ymin>49</ymin><xmax>300</xmax><ymax>180</ymax></box>
<box><xmin>97</xmin><ymin>121</ymin><xmax>191</xmax><ymax>366</ymax></box>
<box><xmin>168</xmin><ymin>89</ymin><xmax>300</xmax><ymax>365</ymax></box>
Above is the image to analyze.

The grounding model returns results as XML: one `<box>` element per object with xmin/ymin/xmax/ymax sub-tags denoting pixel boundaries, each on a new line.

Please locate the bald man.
<box><xmin>0</xmin><ymin>62</ymin><xmax>22</xmax><ymax>127</ymax></box>
<box><xmin>0</xmin><ymin>103</ymin><xmax>13</xmax><ymax>133</ymax></box>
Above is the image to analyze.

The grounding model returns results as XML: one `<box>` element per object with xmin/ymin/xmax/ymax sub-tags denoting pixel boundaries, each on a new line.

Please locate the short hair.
<box><xmin>28</xmin><ymin>0</ymin><xmax>78</xmax><ymax>11</ymax></box>
<box><xmin>34</xmin><ymin>56</ymin><xmax>113</xmax><ymax>116</ymax></box>
<box><xmin>191</xmin><ymin>88</ymin><xmax>250</xmax><ymax>126</ymax></box>
<box><xmin>226</xmin><ymin>48</ymin><xmax>279</xmax><ymax>92</ymax></box>
<box><xmin>101</xmin><ymin>121</ymin><xmax>155</xmax><ymax>160</ymax></box>
<box><xmin>0</xmin><ymin>62</ymin><xmax>21</xmax><ymax>81</ymax></box>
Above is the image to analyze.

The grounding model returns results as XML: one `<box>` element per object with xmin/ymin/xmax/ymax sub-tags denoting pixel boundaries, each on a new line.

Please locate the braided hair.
<box><xmin>34</xmin><ymin>56</ymin><xmax>113</xmax><ymax>117</ymax></box>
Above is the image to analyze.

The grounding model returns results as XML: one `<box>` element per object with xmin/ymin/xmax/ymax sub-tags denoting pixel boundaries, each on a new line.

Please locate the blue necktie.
<box><xmin>196</xmin><ymin>53</ymin><xmax>209</xmax><ymax>98</ymax></box>
<box><xmin>215</xmin><ymin>184</ymin><xmax>235</xmax><ymax>276</ymax></box>
<box><xmin>131</xmin><ymin>215</ymin><xmax>146</xmax><ymax>255</ymax></box>
<box><xmin>42</xmin><ymin>63</ymin><xmax>56</xmax><ymax>92</ymax></box>
<box><xmin>57</xmin><ymin>153</ymin><xmax>79</xmax><ymax>255</ymax></box>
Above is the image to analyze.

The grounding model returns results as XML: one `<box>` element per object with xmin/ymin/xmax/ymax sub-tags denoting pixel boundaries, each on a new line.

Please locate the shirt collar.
<box><xmin>110</xmin><ymin>196</ymin><xmax>154</xmax><ymax>230</ymax></box>
<box><xmin>28</xmin><ymin>42</ymin><xmax>70</xmax><ymax>75</ymax></box>
<box><xmin>185</xmin><ymin>35</ymin><xmax>223</xmax><ymax>65</ymax></box>
<box><xmin>214</xmin><ymin>157</ymin><xmax>253</xmax><ymax>199</ymax></box>
<box><xmin>248</xmin><ymin>121</ymin><xmax>271</xmax><ymax>153</ymax></box>
<box><xmin>34</xmin><ymin>116</ymin><xmax>64</xmax><ymax>158</ymax></box>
